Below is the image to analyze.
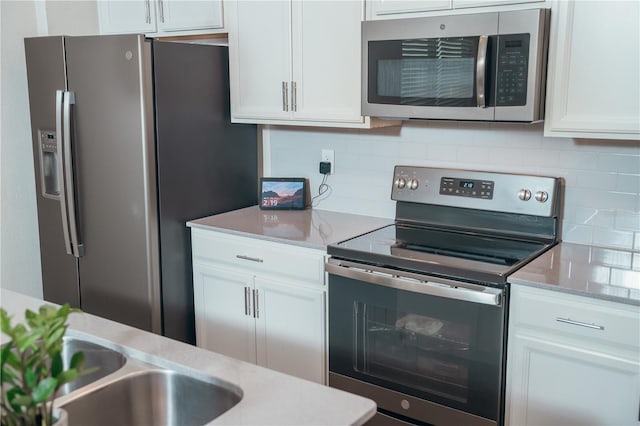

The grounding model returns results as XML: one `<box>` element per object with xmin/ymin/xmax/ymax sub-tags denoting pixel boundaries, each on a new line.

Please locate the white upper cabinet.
<box><xmin>544</xmin><ymin>1</ymin><xmax>640</xmax><ymax>140</ymax></box>
<box><xmin>227</xmin><ymin>0</ymin><xmax>291</xmax><ymax>121</ymax></box>
<box><xmin>227</xmin><ymin>0</ymin><xmax>397</xmax><ymax>128</ymax></box>
<box><xmin>98</xmin><ymin>0</ymin><xmax>223</xmax><ymax>36</ymax></box>
<box><xmin>366</xmin><ymin>0</ymin><xmax>544</xmax><ymax>19</ymax></box>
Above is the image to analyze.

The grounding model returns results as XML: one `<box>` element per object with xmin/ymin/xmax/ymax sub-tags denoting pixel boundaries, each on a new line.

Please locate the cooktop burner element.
<box><xmin>328</xmin><ymin>166</ymin><xmax>563</xmax><ymax>285</ymax></box>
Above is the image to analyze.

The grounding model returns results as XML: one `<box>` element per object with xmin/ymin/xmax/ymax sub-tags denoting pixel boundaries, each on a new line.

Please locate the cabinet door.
<box><xmin>156</xmin><ymin>0</ymin><xmax>223</xmax><ymax>32</ymax></box>
<box><xmin>290</xmin><ymin>1</ymin><xmax>365</xmax><ymax>124</ymax></box>
<box><xmin>228</xmin><ymin>0</ymin><xmax>292</xmax><ymax>121</ymax></box>
<box><xmin>193</xmin><ymin>263</ymin><xmax>256</xmax><ymax>364</ymax></box>
<box><xmin>254</xmin><ymin>278</ymin><xmax>326</xmax><ymax>384</ymax></box>
<box><xmin>544</xmin><ymin>1</ymin><xmax>640</xmax><ymax>140</ymax></box>
<box><xmin>506</xmin><ymin>331</ymin><xmax>640</xmax><ymax>426</ymax></box>
<box><xmin>98</xmin><ymin>0</ymin><xmax>156</xmax><ymax>34</ymax></box>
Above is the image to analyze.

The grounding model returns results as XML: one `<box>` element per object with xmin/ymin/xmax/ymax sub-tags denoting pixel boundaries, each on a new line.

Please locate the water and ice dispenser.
<box><xmin>38</xmin><ymin>130</ymin><xmax>60</xmax><ymax>199</ymax></box>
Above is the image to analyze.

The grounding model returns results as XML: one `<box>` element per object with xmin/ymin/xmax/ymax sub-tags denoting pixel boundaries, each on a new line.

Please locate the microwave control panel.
<box><xmin>495</xmin><ymin>34</ymin><xmax>530</xmax><ymax>107</ymax></box>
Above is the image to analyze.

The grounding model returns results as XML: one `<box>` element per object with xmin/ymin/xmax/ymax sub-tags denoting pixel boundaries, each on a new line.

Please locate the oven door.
<box><xmin>327</xmin><ymin>259</ymin><xmax>506</xmax><ymax>426</ymax></box>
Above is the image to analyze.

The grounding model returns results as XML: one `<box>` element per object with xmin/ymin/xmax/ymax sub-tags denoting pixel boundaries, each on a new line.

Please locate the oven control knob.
<box><xmin>518</xmin><ymin>188</ymin><xmax>531</xmax><ymax>201</ymax></box>
<box><xmin>535</xmin><ymin>190</ymin><xmax>549</xmax><ymax>203</ymax></box>
<box><xmin>408</xmin><ymin>179</ymin><xmax>419</xmax><ymax>190</ymax></box>
<box><xmin>395</xmin><ymin>177</ymin><xmax>407</xmax><ymax>189</ymax></box>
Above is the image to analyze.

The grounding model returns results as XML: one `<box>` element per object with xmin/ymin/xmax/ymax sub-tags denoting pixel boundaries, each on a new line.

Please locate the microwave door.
<box><xmin>362</xmin><ymin>13</ymin><xmax>498</xmax><ymax>121</ymax></box>
<box><xmin>364</xmin><ymin>35</ymin><xmax>495</xmax><ymax>121</ymax></box>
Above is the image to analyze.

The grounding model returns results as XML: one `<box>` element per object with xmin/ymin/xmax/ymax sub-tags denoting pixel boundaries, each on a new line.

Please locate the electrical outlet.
<box><xmin>321</xmin><ymin>149</ymin><xmax>335</xmax><ymax>174</ymax></box>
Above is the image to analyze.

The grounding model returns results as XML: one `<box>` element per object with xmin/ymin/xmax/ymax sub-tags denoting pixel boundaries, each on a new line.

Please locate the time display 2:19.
<box><xmin>460</xmin><ymin>181</ymin><xmax>474</xmax><ymax>189</ymax></box>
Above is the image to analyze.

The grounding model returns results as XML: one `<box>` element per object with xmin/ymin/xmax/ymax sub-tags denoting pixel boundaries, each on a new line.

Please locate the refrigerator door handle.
<box><xmin>55</xmin><ymin>90</ymin><xmax>73</xmax><ymax>256</ymax></box>
<box><xmin>61</xmin><ymin>90</ymin><xmax>84</xmax><ymax>257</ymax></box>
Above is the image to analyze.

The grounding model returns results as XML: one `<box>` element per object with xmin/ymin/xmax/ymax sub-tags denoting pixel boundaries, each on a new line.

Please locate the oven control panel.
<box><xmin>391</xmin><ymin>166</ymin><xmax>561</xmax><ymax>217</ymax></box>
<box><xmin>439</xmin><ymin>177</ymin><xmax>494</xmax><ymax>199</ymax></box>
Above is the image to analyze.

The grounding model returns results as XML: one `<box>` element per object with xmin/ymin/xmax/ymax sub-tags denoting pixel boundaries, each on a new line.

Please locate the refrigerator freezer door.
<box><xmin>63</xmin><ymin>35</ymin><xmax>161</xmax><ymax>333</ymax></box>
<box><xmin>24</xmin><ymin>36</ymin><xmax>80</xmax><ymax>307</ymax></box>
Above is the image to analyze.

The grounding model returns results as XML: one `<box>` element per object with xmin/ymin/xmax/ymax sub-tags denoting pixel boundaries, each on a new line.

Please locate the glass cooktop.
<box><xmin>327</xmin><ymin>224</ymin><xmax>553</xmax><ymax>285</ymax></box>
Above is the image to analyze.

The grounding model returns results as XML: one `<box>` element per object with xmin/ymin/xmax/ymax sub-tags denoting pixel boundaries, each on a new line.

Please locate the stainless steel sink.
<box><xmin>57</xmin><ymin>337</ymin><xmax>126</xmax><ymax>395</ymax></box>
<box><xmin>59</xmin><ymin>369</ymin><xmax>242</xmax><ymax>425</ymax></box>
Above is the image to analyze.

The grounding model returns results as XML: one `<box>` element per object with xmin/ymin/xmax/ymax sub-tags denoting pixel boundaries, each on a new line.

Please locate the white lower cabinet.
<box><xmin>505</xmin><ymin>285</ymin><xmax>640</xmax><ymax>425</ymax></box>
<box><xmin>191</xmin><ymin>228</ymin><xmax>327</xmax><ymax>384</ymax></box>
<box><xmin>254</xmin><ymin>277</ymin><xmax>325</xmax><ymax>383</ymax></box>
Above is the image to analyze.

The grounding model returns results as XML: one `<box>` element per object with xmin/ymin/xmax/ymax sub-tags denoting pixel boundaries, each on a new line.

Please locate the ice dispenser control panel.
<box><xmin>38</xmin><ymin>130</ymin><xmax>60</xmax><ymax>199</ymax></box>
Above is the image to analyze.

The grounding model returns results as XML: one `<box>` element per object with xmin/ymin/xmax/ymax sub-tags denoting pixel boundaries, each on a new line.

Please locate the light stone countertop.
<box><xmin>187</xmin><ymin>205</ymin><xmax>393</xmax><ymax>250</ymax></box>
<box><xmin>0</xmin><ymin>289</ymin><xmax>376</xmax><ymax>426</ymax></box>
<box><xmin>509</xmin><ymin>242</ymin><xmax>640</xmax><ymax>306</ymax></box>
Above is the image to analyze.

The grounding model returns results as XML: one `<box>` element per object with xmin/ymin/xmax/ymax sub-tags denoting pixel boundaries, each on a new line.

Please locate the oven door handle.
<box><xmin>326</xmin><ymin>259</ymin><xmax>503</xmax><ymax>307</ymax></box>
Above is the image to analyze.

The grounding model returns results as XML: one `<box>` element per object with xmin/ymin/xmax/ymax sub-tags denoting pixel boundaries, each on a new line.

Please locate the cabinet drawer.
<box><xmin>191</xmin><ymin>228</ymin><xmax>325</xmax><ymax>286</ymax></box>
<box><xmin>511</xmin><ymin>285</ymin><xmax>640</xmax><ymax>350</ymax></box>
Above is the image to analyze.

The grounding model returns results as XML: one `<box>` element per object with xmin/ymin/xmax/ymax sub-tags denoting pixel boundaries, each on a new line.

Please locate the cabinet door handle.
<box><xmin>236</xmin><ymin>254</ymin><xmax>263</xmax><ymax>263</ymax></box>
<box><xmin>244</xmin><ymin>286</ymin><xmax>251</xmax><ymax>316</ymax></box>
<box><xmin>556</xmin><ymin>317</ymin><xmax>604</xmax><ymax>330</ymax></box>
<box><xmin>145</xmin><ymin>0</ymin><xmax>151</xmax><ymax>24</ymax></box>
<box><xmin>291</xmin><ymin>81</ymin><xmax>297</xmax><ymax>112</ymax></box>
<box><xmin>158</xmin><ymin>0</ymin><xmax>165</xmax><ymax>23</ymax></box>
<box><xmin>252</xmin><ymin>289</ymin><xmax>259</xmax><ymax>319</ymax></box>
<box><xmin>282</xmin><ymin>81</ymin><xmax>289</xmax><ymax>111</ymax></box>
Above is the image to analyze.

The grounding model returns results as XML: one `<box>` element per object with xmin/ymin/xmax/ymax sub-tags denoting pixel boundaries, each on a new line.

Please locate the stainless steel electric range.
<box><xmin>326</xmin><ymin>166</ymin><xmax>562</xmax><ymax>426</ymax></box>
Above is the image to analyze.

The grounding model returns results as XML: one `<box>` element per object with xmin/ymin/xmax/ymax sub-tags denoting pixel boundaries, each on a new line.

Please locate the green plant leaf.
<box><xmin>1</xmin><ymin>341</ymin><xmax>15</xmax><ymax>369</ymax></box>
<box><xmin>9</xmin><ymin>390</ymin><xmax>32</xmax><ymax>409</ymax></box>
<box><xmin>0</xmin><ymin>308</ymin><xmax>12</xmax><ymax>334</ymax></box>
<box><xmin>25</xmin><ymin>366</ymin><xmax>38</xmax><ymax>389</ymax></box>
<box><xmin>55</xmin><ymin>368</ymin><xmax>78</xmax><ymax>387</ymax></box>
<box><xmin>1</xmin><ymin>303</ymin><xmax>85</xmax><ymax>425</ymax></box>
<box><xmin>16</xmin><ymin>328</ymin><xmax>40</xmax><ymax>353</ymax></box>
<box><xmin>32</xmin><ymin>377</ymin><xmax>57</xmax><ymax>403</ymax></box>
<box><xmin>50</xmin><ymin>351</ymin><xmax>63</xmax><ymax>378</ymax></box>
<box><xmin>69</xmin><ymin>351</ymin><xmax>86</xmax><ymax>370</ymax></box>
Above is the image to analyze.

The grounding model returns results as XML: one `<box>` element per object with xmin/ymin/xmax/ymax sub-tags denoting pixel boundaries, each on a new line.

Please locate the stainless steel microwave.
<box><xmin>362</xmin><ymin>8</ymin><xmax>550</xmax><ymax>122</ymax></box>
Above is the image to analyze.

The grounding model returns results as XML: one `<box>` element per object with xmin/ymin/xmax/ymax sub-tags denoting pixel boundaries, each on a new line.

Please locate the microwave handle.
<box><xmin>476</xmin><ymin>35</ymin><xmax>488</xmax><ymax>109</ymax></box>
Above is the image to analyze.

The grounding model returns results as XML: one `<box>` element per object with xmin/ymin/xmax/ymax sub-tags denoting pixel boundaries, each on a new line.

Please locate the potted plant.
<box><xmin>1</xmin><ymin>303</ymin><xmax>89</xmax><ymax>426</ymax></box>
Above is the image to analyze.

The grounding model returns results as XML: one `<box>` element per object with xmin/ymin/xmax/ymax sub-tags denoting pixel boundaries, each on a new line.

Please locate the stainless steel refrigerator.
<box><xmin>24</xmin><ymin>35</ymin><xmax>257</xmax><ymax>344</ymax></box>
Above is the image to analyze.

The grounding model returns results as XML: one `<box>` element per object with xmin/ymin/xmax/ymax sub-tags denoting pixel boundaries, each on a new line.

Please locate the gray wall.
<box><xmin>0</xmin><ymin>1</ymin><xmax>98</xmax><ymax>298</ymax></box>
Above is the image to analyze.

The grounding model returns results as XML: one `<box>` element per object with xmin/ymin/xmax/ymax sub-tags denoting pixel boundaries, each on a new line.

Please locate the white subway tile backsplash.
<box><xmin>266</xmin><ymin>122</ymin><xmax>640</xmax><ymax>250</ymax></box>
<box><xmin>562</xmin><ymin>224</ymin><xmax>594</xmax><ymax>245</ymax></box>
<box><xmin>593</xmin><ymin>227</ymin><xmax>635</xmax><ymax>250</ymax></box>
<box><xmin>597</xmin><ymin>153</ymin><xmax>640</xmax><ymax>173</ymax></box>
<box><xmin>616</xmin><ymin>173</ymin><xmax>640</xmax><ymax>195</ymax></box>
<box><xmin>615</xmin><ymin>211</ymin><xmax>640</xmax><ymax>231</ymax></box>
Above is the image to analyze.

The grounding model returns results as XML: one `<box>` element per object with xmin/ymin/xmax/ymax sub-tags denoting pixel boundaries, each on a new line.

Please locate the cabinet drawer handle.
<box><xmin>236</xmin><ymin>255</ymin><xmax>263</xmax><ymax>263</ymax></box>
<box><xmin>556</xmin><ymin>317</ymin><xmax>604</xmax><ymax>330</ymax></box>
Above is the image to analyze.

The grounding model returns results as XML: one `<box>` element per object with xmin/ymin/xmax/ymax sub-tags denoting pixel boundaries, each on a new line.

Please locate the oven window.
<box><xmin>356</xmin><ymin>303</ymin><xmax>472</xmax><ymax>403</ymax></box>
<box><xmin>329</xmin><ymin>272</ymin><xmax>505</xmax><ymax>421</ymax></box>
